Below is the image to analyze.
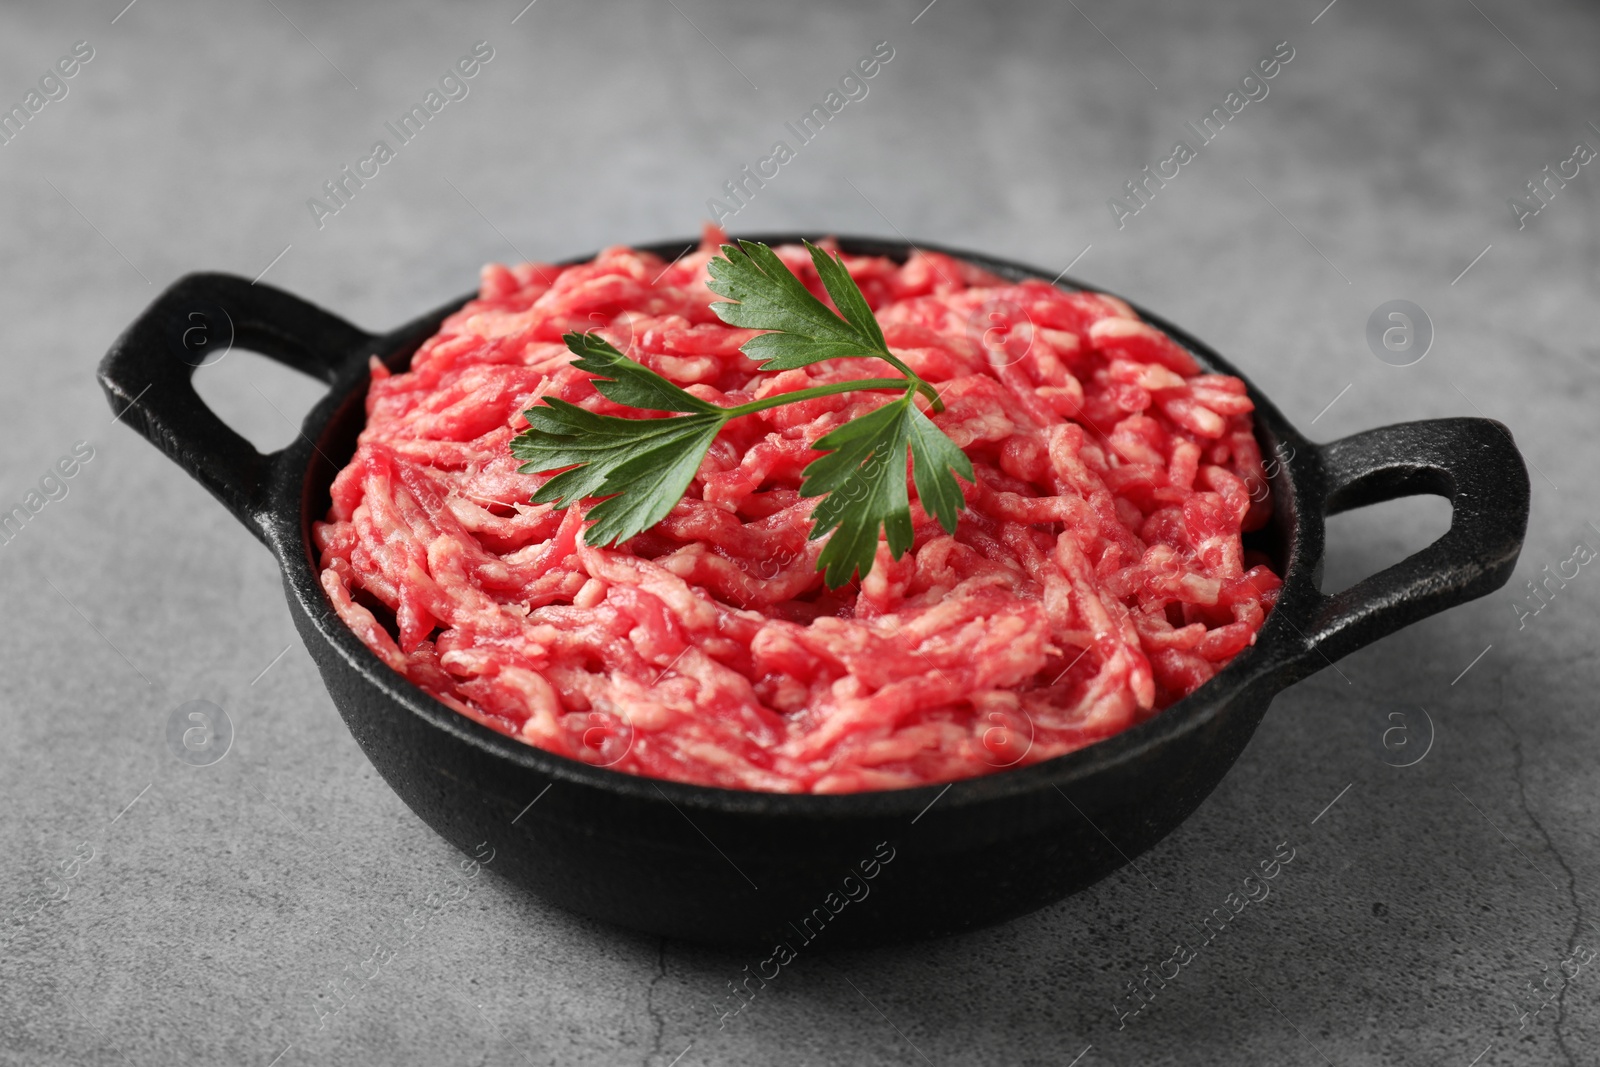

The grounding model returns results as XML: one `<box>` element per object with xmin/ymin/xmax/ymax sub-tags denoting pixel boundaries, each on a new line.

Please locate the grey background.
<box><xmin>1</xmin><ymin>0</ymin><xmax>1596</xmax><ymax>1063</ymax></box>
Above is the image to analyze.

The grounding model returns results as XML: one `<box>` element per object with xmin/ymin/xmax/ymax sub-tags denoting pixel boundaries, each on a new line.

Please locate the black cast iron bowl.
<box><xmin>98</xmin><ymin>234</ymin><xmax>1529</xmax><ymax>948</ymax></box>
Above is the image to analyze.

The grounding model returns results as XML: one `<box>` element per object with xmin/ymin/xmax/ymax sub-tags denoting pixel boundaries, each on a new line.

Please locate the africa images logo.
<box><xmin>306</xmin><ymin>42</ymin><xmax>495</xmax><ymax>230</ymax></box>
<box><xmin>0</xmin><ymin>41</ymin><xmax>95</xmax><ymax>148</ymax></box>
<box><xmin>165</xmin><ymin>700</ymin><xmax>233</xmax><ymax>767</ymax></box>
<box><xmin>1107</xmin><ymin>41</ymin><xmax>1295</xmax><ymax>229</ymax></box>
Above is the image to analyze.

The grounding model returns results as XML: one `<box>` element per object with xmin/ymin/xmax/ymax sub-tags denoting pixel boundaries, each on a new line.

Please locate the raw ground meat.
<box><xmin>315</xmin><ymin>227</ymin><xmax>1281</xmax><ymax>793</ymax></box>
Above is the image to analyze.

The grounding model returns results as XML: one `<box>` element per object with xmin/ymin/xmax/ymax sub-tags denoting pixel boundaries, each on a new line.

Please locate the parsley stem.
<box><xmin>872</xmin><ymin>350</ymin><xmax>943</xmax><ymax>407</ymax></box>
<box><xmin>722</xmin><ymin>377</ymin><xmax>926</xmax><ymax>418</ymax></box>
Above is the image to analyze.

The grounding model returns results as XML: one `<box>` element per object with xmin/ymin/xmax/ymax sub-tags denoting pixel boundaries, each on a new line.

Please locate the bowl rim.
<box><xmin>270</xmin><ymin>232</ymin><xmax>1318</xmax><ymax>819</ymax></box>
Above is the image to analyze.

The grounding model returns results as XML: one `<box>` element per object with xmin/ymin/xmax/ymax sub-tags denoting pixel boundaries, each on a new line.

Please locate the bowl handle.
<box><xmin>97</xmin><ymin>272</ymin><xmax>375</xmax><ymax>545</ymax></box>
<box><xmin>1291</xmin><ymin>417</ymin><xmax>1530</xmax><ymax>670</ymax></box>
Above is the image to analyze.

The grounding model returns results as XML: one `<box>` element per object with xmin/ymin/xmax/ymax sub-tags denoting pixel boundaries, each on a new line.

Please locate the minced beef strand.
<box><xmin>314</xmin><ymin>228</ymin><xmax>1280</xmax><ymax>793</ymax></box>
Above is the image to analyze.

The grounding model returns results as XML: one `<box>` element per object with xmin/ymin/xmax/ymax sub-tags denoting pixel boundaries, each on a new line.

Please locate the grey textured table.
<box><xmin>2</xmin><ymin>1</ymin><xmax>1597</xmax><ymax>1064</ymax></box>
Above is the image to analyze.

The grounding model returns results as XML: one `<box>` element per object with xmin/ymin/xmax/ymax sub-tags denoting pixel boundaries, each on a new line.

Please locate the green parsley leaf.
<box><xmin>903</xmin><ymin>400</ymin><xmax>974</xmax><ymax>535</ymax></box>
<box><xmin>801</xmin><ymin>391</ymin><xmax>974</xmax><ymax>588</ymax></box>
<box><xmin>562</xmin><ymin>331</ymin><xmax>721</xmax><ymax>414</ymax></box>
<box><xmin>707</xmin><ymin>240</ymin><xmax>941</xmax><ymax>412</ymax></box>
<box><xmin>805</xmin><ymin>241</ymin><xmax>889</xmax><ymax>355</ymax></box>
<box><xmin>706</xmin><ymin>240</ymin><xmax>871</xmax><ymax>369</ymax></box>
<box><xmin>512</xmin><ymin>399</ymin><xmax>726</xmax><ymax>547</ymax></box>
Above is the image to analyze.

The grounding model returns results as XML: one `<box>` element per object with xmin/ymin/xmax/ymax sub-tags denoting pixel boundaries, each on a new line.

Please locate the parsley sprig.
<box><xmin>510</xmin><ymin>240</ymin><xmax>974</xmax><ymax>588</ymax></box>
